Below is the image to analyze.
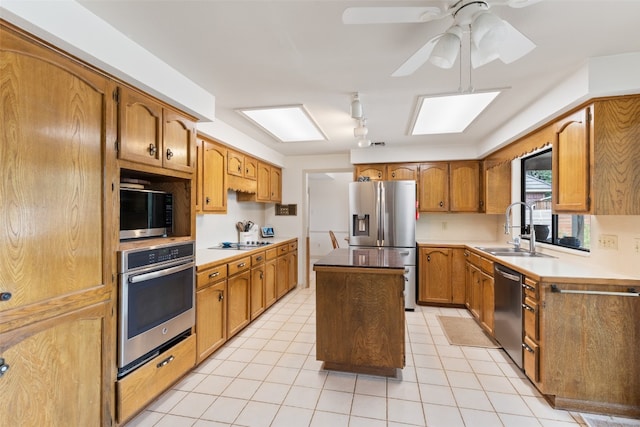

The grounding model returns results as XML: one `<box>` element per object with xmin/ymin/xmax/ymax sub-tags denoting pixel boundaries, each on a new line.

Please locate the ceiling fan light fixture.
<box><xmin>357</xmin><ymin>138</ymin><xmax>372</xmax><ymax>148</ymax></box>
<box><xmin>354</xmin><ymin>119</ymin><xmax>369</xmax><ymax>138</ymax></box>
<box><xmin>351</xmin><ymin>92</ymin><xmax>363</xmax><ymax>119</ymax></box>
<box><xmin>429</xmin><ymin>26</ymin><xmax>462</xmax><ymax>69</ymax></box>
<box><xmin>472</xmin><ymin>12</ymin><xmax>507</xmax><ymax>51</ymax></box>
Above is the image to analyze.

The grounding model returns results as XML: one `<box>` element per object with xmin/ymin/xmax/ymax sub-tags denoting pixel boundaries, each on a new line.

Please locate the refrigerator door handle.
<box><xmin>378</xmin><ymin>183</ymin><xmax>385</xmax><ymax>246</ymax></box>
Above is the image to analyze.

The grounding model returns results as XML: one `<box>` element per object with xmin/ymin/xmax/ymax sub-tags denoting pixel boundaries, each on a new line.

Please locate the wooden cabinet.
<box><xmin>419</xmin><ymin>161</ymin><xmax>481</xmax><ymax>212</ymax></box>
<box><xmin>237</xmin><ymin>161</ymin><xmax>282</xmax><ymax>203</ymax></box>
<box><xmin>483</xmin><ymin>160</ymin><xmax>512</xmax><ymax>214</ymax></box>
<box><xmin>270</xmin><ymin>166</ymin><xmax>282</xmax><ymax>202</ymax></box>
<box><xmin>287</xmin><ymin>241</ymin><xmax>299</xmax><ymax>291</ymax></box>
<box><xmin>276</xmin><ymin>245</ymin><xmax>290</xmax><ymax>298</ymax></box>
<box><xmin>256</xmin><ymin>161</ymin><xmax>272</xmax><ymax>202</ymax></box>
<box><xmin>553</xmin><ymin>107</ymin><xmax>590</xmax><ymax>212</ymax></box>
<box><xmin>250</xmin><ymin>252</ymin><xmax>266</xmax><ymax>319</ymax></box>
<box><xmin>226</xmin><ymin>149</ymin><xmax>245</xmax><ymax>177</ymax></box>
<box><xmin>464</xmin><ymin>250</ymin><xmax>494</xmax><ymax>335</ymax></box>
<box><xmin>480</xmin><ymin>271</ymin><xmax>494</xmax><ymax>335</ymax></box>
<box><xmin>418</xmin><ymin>248</ymin><xmax>452</xmax><ymax>304</ymax></box>
<box><xmin>117</xmin><ymin>335</ymin><xmax>195</xmax><ymax>423</ymax></box>
<box><xmin>355</xmin><ymin>164</ymin><xmax>385</xmax><ymax>181</ymax></box>
<box><xmin>227</xmin><ymin>257</ymin><xmax>251</xmax><ymax>338</ymax></box>
<box><xmin>0</xmin><ymin>24</ymin><xmax>116</xmax><ymax>426</ymax></box>
<box><xmin>264</xmin><ymin>250</ymin><xmax>278</xmax><ymax>308</ymax></box>
<box><xmin>200</xmin><ymin>137</ymin><xmax>227</xmax><ymax>213</ymax></box>
<box><xmin>387</xmin><ymin>163</ymin><xmax>418</xmax><ymax>181</ymax></box>
<box><xmin>195</xmin><ymin>264</ymin><xmax>228</xmax><ymax>363</ymax></box>
<box><xmin>118</xmin><ymin>86</ymin><xmax>196</xmax><ymax>174</ymax></box>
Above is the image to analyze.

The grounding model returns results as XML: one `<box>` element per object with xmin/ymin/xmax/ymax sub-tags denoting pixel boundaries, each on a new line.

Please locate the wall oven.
<box><xmin>117</xmin><ymin>240</ymin><xmax>195</xmax><ymax>378</ymax></box>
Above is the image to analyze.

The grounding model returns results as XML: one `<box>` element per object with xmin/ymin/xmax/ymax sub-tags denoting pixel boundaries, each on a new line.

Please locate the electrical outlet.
<box><xmin>635</xmin><ymin>238</ymin><xmax>640</xmax><ymax>254</ymax></box>
<box><xmin>598</xmin><ymin>234</ymin><xmax>618</xmax><ymax>250</ymax></box>
<box><xmin>442</xmin><ymin>221</ymin><xmax>447</xmax><ymax>231</ymax></box>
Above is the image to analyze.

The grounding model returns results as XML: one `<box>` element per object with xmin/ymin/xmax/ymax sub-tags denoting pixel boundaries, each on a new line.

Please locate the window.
<box><xmin>521</xmin><ymin>149</ymin><xmax>590</xmax><ymax>251</ymax></box>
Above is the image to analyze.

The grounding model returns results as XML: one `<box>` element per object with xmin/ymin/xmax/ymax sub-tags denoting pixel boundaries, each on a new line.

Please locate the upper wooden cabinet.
<box><xmin>227</xmin><ymin>148</ymin><xmax>256</xmax><ymax>180</ymax></box>
<box><xmin>483</xmin><ymin>161</ymin><xmax>512</xmax><ymax>214</ymax></box>
<box><xmin>118</xmin><ymin>86</ymin><xmax>196</xmax><ymax>174</ymax></box>
<box><xmin>418</xmin><ymin>162</ymin><xmax>450</xmax><ymax>212</ymax></box>
<box><xmin>270</xmin><ymin>166</ymin><xmax>282</xmax><ymax>203</ymax></box>
<box><xmin>553</xmin><ymin>107</ymin><xmax>591</xmax><ymax>213</ymax></box>
<box><xmin>200</xmin><ymin>137</ymin><xmax>227</xmax><ymax>213</ymax></box>
<box><xmin>354</xmin><ymin>163</ymin><xmax>417</xmax><ymax>181</ymax></box>
<box><xmin>449</xmin><ymin>161</ymin><xmax>482</xmax><ymax>212</ymax></box>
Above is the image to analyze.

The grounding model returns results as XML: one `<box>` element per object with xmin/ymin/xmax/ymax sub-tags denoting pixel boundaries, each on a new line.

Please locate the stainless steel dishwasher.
<box><xmin>494</xmin><ymin>263</ymin><xmax>523</xmax><ymax>368</ymax></box>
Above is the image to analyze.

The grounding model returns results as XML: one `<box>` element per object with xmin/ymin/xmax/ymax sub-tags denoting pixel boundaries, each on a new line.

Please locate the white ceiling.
<box><xmin>77</xmin><ymin>0</ymin><xmax>640</xmax><ymax>157</ymax></box>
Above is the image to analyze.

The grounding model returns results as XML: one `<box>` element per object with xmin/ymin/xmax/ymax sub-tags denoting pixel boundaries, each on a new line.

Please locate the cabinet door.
<box><xmin>483</xmin><ymin>161</ymin><xmax>512</xmax><ymax>214</ymax></box>
<box><xmin>264</xmin><ymin>259</ymin><xmax>277</xmax><ymax>308</ymax></box>
<box><xmin>0</xmin><ymin>302</ymin><xmax>109</xmax><ymax>426</ymax></box>
<box><xmin>418</xmin><ymin>163</ymin><xmax>449</xmax><ymax>211</ymax></box>
<box><xmin>163</xmin><ymin>109</ymin><xmax>196</xmax><ymax>173</ymax></box>
<box><xmin>196</xmin><ymin>280</ymin><xmax>226</xmax><ymax>363</ymax></box>
<box><xmin>227</xmin><ymin>271</ymin><xmax>250</xmax><ymax>338</ymax></box>
<box><xmin>418</xmin><ymin>248</ymin><xmax>452</xmax><ymax>304</ymax></box>
<box><xmin>355</xmin><ymin>164</ymin><xmax>385</xmax><ymax>181</ymax></box>
<box><xmin>202</xmin><ymin>140</ymin><xmax>227</xmax><ymax>213</ymax></box>
<box><xmin>450</xmin><ymin>161</ymin><xmax>481</xmax><ymax>212</ymax></box>
<box><xmin>451</xmin><ymin>249</ymin><xmax>467</xmax><ymax>304</ymax></box>
<box><xmin>470</xmin><ymin>264</ymin><xmax>482</xmax><ymax>320</ymax></box>
<box><xmin>227</xmin><ymin>149</ymin><xmax>244</xmax><ymax>177</ymax></box>
<box><xmin>270</xmin><ymin>167</ymin><xmax>282</xmax><ymax>202</ymax></box>
<box><xmin>250</xmin><ymin>266</ymin><xmax>265</xmax><ymax>320</ymax></box>
<box><xmin>118</xmin><ymin>87</ymin><xmax>163</xmax><ymax>167</ymax></box>
<box><xmin>244</xmin><ymin>156</ymin><xmax>258</xmax><ymax>180</ymax></box>
<box><xmin>256</xmin><ymin>162</ymin><xmax>272</xmax><ymax>202</ymax></box>
<box><xmin>387</xmin><ymin>163</ymin><xmax>417</xmax><ymax>181</ymax></box>
<box><xmin>276</xmin><ymin>255</ymin><xmax>289</xmax><ymax>298</ymax></box>
<box><xmin>480</xmin><ymin>272</ymin><xmax>494</xmax><ymax>335</ymax></box>
<box><xmin>553</xmin><ymin>108</ymin><xmax>590</xmax><ymax>212</ymax></box>
<box><xmin>288</xmin><ymin>250</ymin><xmax>298</xmax><ymax>291</ymax></box>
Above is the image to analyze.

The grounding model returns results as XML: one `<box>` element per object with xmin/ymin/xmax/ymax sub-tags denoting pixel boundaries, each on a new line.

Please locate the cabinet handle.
<box><xmin>209</xmin><ymin>271</ymin><xmax>220</xmax><ymax>279</ymax></box>
<box><xmin>392</xmin><ymin>172</ymin><xmax>396</xmax><ymax>178</ymax></box>
<box><xmin>218</xmin><ymin>291</ymin><xmax>224</xmax><ymax>302</ymax></box>
<box><xmin>148</xmin><ymin>144</ymin><xmax>157</xmax><ymax>156</ymax></box>
<box><xmin>238</xmin><ymin>165</ymin><xmax>242</xmax><ymax>172</ymax></box>
<box><xmin>522</xmin><ymin>343</ymin><xmax>534</xmax><ymax>353</ymax></box>
<box><xmin>378</xmin><ymin>172</ymin><xmax>382</xmax><ymax>178</ymax></box>
<box><xmin>260</xmin><ymin>272</ymin><xmax>264</xmax><ymax>280</ymax></box>
<box><xmin>0</xmin><ymin>292</ymin><xmax>12</xmax><ymax>302</ymax></box>
<box><xmin>238</xmin><ymin>262</ymin><xmax>246</xmax><ymax>268</ymax></box>
<box><xmin>439</xmin><ymin>201</ymin><xmax>444</xmax><ymax>207</ymax></box>
<box><xmin>427</xmin><ymin>255</ymin><xmax>431</xmax><ymax>262</ymax></box>
<box><xmin>0</xmin><ymin>358</ymin><xmax>9</xmax><ymax>377</ymax></box>
<box><xmin>522</xmin><ymin>303</ymin><xmax>535</xmax><ymax>313</ymax></box>
<box><xmin>156</xmin><ymin>355</ymin><xmax>174</xmax><ymax>368</ymax></box>
<box><xmin>522</xmin><ymin>283</ymin><xmax>535</xmax><ymax>291</ymax></box>
<box><xmin>256</xmin><ymin>256</ymin><xmax>263</xmax><ymax>262</ymax></box>
<box><xmin>166</xmin><ymin>148</ymin><xmax>174</xmax><ymax>160</ymax></box>
<box><xmin>205</xmin><ymin>197</ymin><xmax>211</xmax><ymax>204</ymax></box>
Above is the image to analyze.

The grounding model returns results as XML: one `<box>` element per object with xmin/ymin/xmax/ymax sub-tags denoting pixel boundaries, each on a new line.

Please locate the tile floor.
<box><xmin>124</xmin><ymin>283</ymin><xmax>592</xmax><ymax>427</ymax></box>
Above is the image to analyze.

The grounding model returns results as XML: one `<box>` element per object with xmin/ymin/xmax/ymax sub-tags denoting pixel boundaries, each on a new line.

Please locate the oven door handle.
<box><xmin>129</xmin><ymin>262</ymin><xmax>194</xmax><ymax>284</ymax></box>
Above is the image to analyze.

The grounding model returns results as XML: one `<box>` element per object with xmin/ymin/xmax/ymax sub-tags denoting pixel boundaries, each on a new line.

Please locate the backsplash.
<box><xmin>416</xmin><ymin>213</ymin><xmax>502</xmax><ymax>242</ymax></box>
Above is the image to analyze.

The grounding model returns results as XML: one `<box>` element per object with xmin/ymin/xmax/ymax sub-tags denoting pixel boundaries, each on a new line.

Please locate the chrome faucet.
<box><xmin>504</xmin><ymin>202</ymin><xmax>536</xmax><ymax>253</ymax></box>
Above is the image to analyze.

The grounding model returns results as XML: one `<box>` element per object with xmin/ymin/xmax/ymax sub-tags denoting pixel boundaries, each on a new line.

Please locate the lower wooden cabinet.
<box><xmin>1</xmin><ymin>301</ymin><xmax>111</xmax><ymax>427</ymax></box>
<box><xmin>418</xmin><ymin>246</ymin><xmax>466</xmax><ymax>305</ymax></box>
<box><xmin>250</xmin><ymin>251</ymin><xmax>267</xmax><ymax>320</ymax></box>
<box><xmin>117</xmin><ymin>334</ymin><xmax>195</xmax><ymax>423</ymax></box>
<box><xmin>227</xmin><ymin>268</ymin><xmax>251</xmax><ymax>338</ymax></box>
<box><xmin>464</xmin><ymin>249</ymin><xmax>495</xmax><ymax>336</ymax></box>
<box><xmin>480</xmin><ymin>271</ymin><xmax>494</xmax><ymax>335</ymax></box>
<box><xmin>264</xmin><ymin>257</ymin><xmax>278</xmax><ymax>308</ymax></box>
<box><xmin>196</xmin><ymin>281</ymin><xmax>226</xmax><ymax>363</ymax></box>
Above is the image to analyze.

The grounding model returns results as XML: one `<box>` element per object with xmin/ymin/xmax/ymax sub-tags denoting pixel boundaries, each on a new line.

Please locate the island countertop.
<box><xmin>313</xmin><ymin>247</ymin><xmax>409</xmax><ymax>270</ymax></box>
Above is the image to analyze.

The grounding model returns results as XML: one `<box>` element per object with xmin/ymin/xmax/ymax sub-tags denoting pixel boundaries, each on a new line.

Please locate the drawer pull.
<box><xmin>0</xmin><ymin>358</ymin><xmax>9</xmax><ymax>377</ymax></box>
<box><xmin>522</xmin><ymin>343</ymin><xmax>534</xmax><ymax>353</ymax></box>
<box><xmin>551</xmin><ymin>284</ymin><xmax>639</xmax><ymax>297</ymax></box>
<box><xmin>0</xmin><ymin>292</ymin><xmax>12</xmax><ymax>302</ymax></box>
<box><xmin>522</xmin><ymin>283</ymin><xmax>535</xmax><ymax>291</ymax></box>
<box><xmin>522</xmin><ymin>303</ymin><xmax>535</xmax><ymax>313</ymax></box>
<box><xmin>256</xmin><ymin>256</ymin><xmax>263</xmax><ymax>262</ymax></box>
<box><xmin>238</xmin><ymin>262</ymin><xmax>246</xmax><ymax>268</ymax></box>
<box><xmin>156</xmin><ymin>355</ymin><xmax>174</xmax><ymax>368</ymax></box>
<box><xmin>209</xmin><ymin>271</ymin><xmax>220</xmax><ymax>279</ymax></box>
<box><xmin>218</xmin><ymin>291</ymin><xmax>224</xmax><ymax>302</ymax></box>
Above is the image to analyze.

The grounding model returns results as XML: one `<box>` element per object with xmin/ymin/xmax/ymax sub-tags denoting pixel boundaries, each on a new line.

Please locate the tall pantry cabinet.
<box><xmin>0</xmin><ymin>23</ymin><xmax>117</xmax><ymax>426</ymax></box>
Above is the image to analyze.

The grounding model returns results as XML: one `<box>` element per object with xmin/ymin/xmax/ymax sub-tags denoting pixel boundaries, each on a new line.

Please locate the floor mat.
<box><xmin>581</xmin><ymin>414</ymin><xmax>640</xmax><ymax>427</ymax></box>
<box><xmin>437</xmin><ymin>316</ymin><xmax>500</xmax><ymax>348</ymax></box>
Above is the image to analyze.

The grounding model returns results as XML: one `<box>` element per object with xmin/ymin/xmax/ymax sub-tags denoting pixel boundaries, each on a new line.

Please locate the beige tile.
<box><xmin>354</xmin><ymin>374</ymin><xmax>387</xmax><ymax>397</ymax></box>
<box><xmin>418</xmin><ymin>383</ymin><xmax>457</xmax><ymax>406</ymax></box>
<box><xmin>147</xmin><ymin>389</ymin><xmax>187</xmax><ymax>413</ymax></box>
<box><xmin>220</xmin><ymin>378</ymin><xmax>261</xmax><ymax>400</ymax></box>
<box><xmin>522</xmin><ymin>396</ymin><xmax>576</xmax><ymax>422</ymax></box>
<box><xmin>169</xmin><ymin>392</ymin><xmax>216</xmax><ymax>418</ymax></box>
<box><xmin>123</xmin><ymin>410</ymin><xmax>164</xmax><ymax>427</ymax></box>
<box><xmin>415</xmin><ymin>367</ymin><xmax>449</xmax><ymax>386</ymax></box>
<box><xmin>423</xmin><ymin>403</ymin><xmax>465</xmax><ymax>427</ymax></box>
<box><xmin>351</xmin><ymin>394</ymin><xmax>387</xmax><ymax>420</ymax></box>
<box><xmin>452</xmin><ymin>387</ymin><xmax>493</xmax><ymax>411</ymax></box>
<box><xmin>192</xmin><ymin>375</ymin><xmax>233</xmax><ymax>396</ymax></box>
<box><xmin>487</xmin><ymin>391</ymin><xmax>534</xmax><ymax>416</ymax></box>
<box><xmin>173</xmin><ymin>372</ymin><xmax>207</xmax><ymax>392</ymax></box>
<box><xmin>436</xmin><ymin>345</ymin><xmax>466</xmax><ymax>359</ymax></box>
<box><xmin>199</xmin><ymin>396</ymin><xmax>247</xmax><ymax>424</ymax></box>
<box><xmin>324</xmin><ymin>371</ymin><xmax>357</xmax><ymax>392</ymax></box>
<box><xmin>271</xmin><ymin>405</ymin><xmax>313</xmax><ymax>427</ymax></box>
<box><xmin>310</xmin><ymin>410</ymin><xmax>349</xmax><ymax>427</ymax></box>
<box><xmin>154</xmin><ymin>414</ymin><xmax>196</xmax><ymax>427</ymax></box>
<box><xmin>252</xmin><ymin>381</ymin><xmax>290</xmax><ymax>404</ymax></box>
<box><xmin>469</xmin><ymin>359</ymin><xmax>505</xmax><ymax>376</ymax></box>
<box><xmin>237</xmin><ymin>362</ymin><xmax>273</xmax><ymax>381</ymax></box>
<box><xmin>294</xmin><ymin>369</ymin><xmax>328</xmax><ymax>389</ymax></box>
<box><xmin>499</xmin><ymin>413</ymin><xmax>544</xmax><ymax>427</ymax></box>
<box><xmin>265</xmin><ymin>366</ymin><xmax>300</xmax><ymax>385</ymax></box>
<box><xmin>387</xmin><ymin>379</ymin><xmax>421</xmax><ymax>401</ymax></box>
<box><xmin>387</xmin><ymin>398</ymin><xmax>426</xmax><ymax>425</ymax></box>
<box><xmin>459</xmin><ymin>408</ymin><xmax>504</xmax><ymax>427</ymax></box>
<box><xmin>316</xmin><ymin>389</ymin><xmax>353</xmax><ymax>414</ymax></box>
<box><xmin>211</xmin><ymin>360</ymin><xmax>247</xmax><ymax>377</ymax></box>
<box><xmin>446</xmin><ymin>371</ymin><xmax>482</xmax><ymax>390</ymax></box>
<box><xmin>349</xmin><ymin>415</ymin><xmax>387</xmax><ymax>427</ymax></box>
<box><xmin>234</xmin><ymin>401</ymin><xmax>279</xmax><ymax>427</ymax></box>
<box><xmin>477</xmin><ymin>373</ymin><xmax>518</xmax><ymax>394</ymax></box>
<box><xmin>283</xmin><ymin>385</ymin><xmax>321</xmax><ymax>409</ymax></box>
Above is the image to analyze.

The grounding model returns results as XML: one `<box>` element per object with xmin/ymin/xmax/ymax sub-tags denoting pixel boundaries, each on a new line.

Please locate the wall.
<box><xmin>416</xmin><ymin>214</ymin><xmax>501</xmax><ymax>243</ymax></box>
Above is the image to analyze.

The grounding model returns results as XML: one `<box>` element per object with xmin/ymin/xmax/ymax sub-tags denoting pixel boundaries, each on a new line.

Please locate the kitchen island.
<box><xmin>313</xmin><ymin>247</ymin><xmax>406</xmax><ymax>377</ymax></box>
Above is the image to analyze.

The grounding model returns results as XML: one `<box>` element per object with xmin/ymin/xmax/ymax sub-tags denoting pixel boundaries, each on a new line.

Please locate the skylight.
<box><xmin>237</xmin><ymin>105</ymin><xmax>326</xmax><ymax>142</ymax></box>
<box><xmin>411</xmin><ymin>91</ymin><xmax>501</xmax><ymax>135</ymax></box>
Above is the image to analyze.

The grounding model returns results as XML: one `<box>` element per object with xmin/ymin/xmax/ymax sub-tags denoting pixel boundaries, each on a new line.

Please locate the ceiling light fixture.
<box><xmin>237</xmin><ymin>104</ymin><xmax>326</xmax><ymax>142</ymax></box>
<box><xmin>354</xmin><ymin>118</ymin><xmax>368</xmax><ymax>138</ymax></box>
<box><xmin>351</xmin><ymin>92</ymin><xmax>363</xmax><ymax>119</ymax></box>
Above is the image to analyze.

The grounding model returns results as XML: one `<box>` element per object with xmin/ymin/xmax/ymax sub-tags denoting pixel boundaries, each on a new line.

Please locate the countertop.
<box><xmin>196</xmin><ymin>237</ymin><xmax>297</xmax><ymax>270</ymax></box>
<box><xmin>417</xmin><ymin>240</ymin><xmax>640</xmax><ymax>284</ymax></box>
<box><xmin>313</xmin><ymin>247</ymin><xmax>408</xmax><ymax>270</ymax></box>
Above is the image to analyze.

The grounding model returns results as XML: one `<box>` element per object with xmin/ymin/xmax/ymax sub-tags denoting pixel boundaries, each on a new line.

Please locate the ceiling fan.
<box><xmin>342</xmin><ymin>0</ymin><xmax>540</xmax><ymax>76</ymax></box>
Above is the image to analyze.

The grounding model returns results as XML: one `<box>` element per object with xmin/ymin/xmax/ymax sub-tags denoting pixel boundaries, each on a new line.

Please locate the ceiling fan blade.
<box><xmin>504</xmin><ymin>0</ymin><xmax>543</xmax><ymax>8</ymax></box>
<box><xmin>342</xmin><ymin>7</ymin><xmax>444</xmax><ymax>25</ymax></box>
<box><xmin>496</xmin><ymin>20</ymin><xmax>536</xmax><ymax>63</ymax></box>
<box><xmin>391</xmin><ymin>35</ymin><xmax>441</xmax><ymax>77</ymax></box>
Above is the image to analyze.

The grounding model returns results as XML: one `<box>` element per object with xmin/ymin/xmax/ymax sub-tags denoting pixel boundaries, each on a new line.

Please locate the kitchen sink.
<box><xmin>475</xmin><ymin>247</ymin><xmax>555</xmax><ymax>258</ymax></box>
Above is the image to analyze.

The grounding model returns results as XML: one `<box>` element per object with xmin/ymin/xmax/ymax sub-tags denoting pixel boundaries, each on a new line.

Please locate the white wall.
<box><xmin>416</xmin><ymin>214</ymin><xmax>501</xmax><ymax>243</ymax></box>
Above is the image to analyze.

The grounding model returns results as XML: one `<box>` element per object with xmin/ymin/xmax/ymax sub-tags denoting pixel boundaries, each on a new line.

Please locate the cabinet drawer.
<box><xmin>228</xmin><ymin>257</ymin><xmax>251</xmax><ymax>276</ymax></box>
<box><xmin>523</xmin><ymin>278</ymin><xmax>538</xmax><ymax>299</ymax></box>
<box><xmin>117</xmin><ymin>334</ymin><xmax>196</xmax><ymax>423</ymax></box>
<box><xmin>480</xmin><ymin>257</ymin><xmax>493</xmax><ymax>275</ymax></box>
<box><xmin>251</xmin><ymin>251</ymin><xmax>266</xmax><ymax>266</ymax></box>
<box><xmin>523</xmin><ymin>297</ymin><xmax>539</xmax><ymax>341</ymax></box>
<box><xmin>523</xmin><ymin>335</ymin><xmax>539</xmax><ymax>383</ymax></box>
<box><xmin>288</xmin><ymin>241</ymin><xmax>298</xmax><ymax>251</ymax></box>
<box><xmin>278</xmin><ymin>244</ymin><xmax>289</xmax><ymax>256</ymax></box>
<box><xmin>196</xmin><ymin>264</ymin><xmax>227</xmax><ymax>290</ymax></box>
<box><xmin>467</xmin><ymin>251</ymin><xmax>481</xmax><ymax>267</ymax></box>
<box><xmin>266</xmin><ymin>247</ymin><xmax>279</xmax><ymax>260</ymax></box>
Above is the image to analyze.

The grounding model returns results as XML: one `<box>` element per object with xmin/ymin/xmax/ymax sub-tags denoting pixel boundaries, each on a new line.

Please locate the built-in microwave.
<box><xmin>120</xmin><ymin>188</ymin><xmax>173</xmax><ymax>240</ymax></box>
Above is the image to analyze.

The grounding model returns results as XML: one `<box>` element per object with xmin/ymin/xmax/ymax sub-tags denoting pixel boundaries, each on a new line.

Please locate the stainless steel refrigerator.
<box><xmin>349</xmin><ymin>180</ymin><xmax>417</xmax><ymax>310</ymax></box>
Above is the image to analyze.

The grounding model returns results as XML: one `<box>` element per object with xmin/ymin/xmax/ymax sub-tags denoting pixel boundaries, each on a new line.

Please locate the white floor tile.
<box><xmin>349</xmin><ymin>415</ymin><xmax>387</xmax><ymax>427</ymax></box>
<box><xmin>500</xmin><ymin>412</ymin><xmax>543</xmax><ymax>427</ymax></box>
<box><xmin>271</xmin><ymin>405</ymin><xmax>313</xmax><ymax>427</ymax></box>
<box><xmin>200</xmin><ymin>396</ymin><xmax>246</xmax><ymax>423</ymax></box>
<box><xmin>446</xmin><ymin>371</ymin><xmax>482</xmax><ymax>390</ymax></box>
<box><xmin>351</xmin><ymin>394</ymin><xmax>387</xmax><ymax>420</ymax></box>
<box><xmin>310</xmin><ymin>410</ymin><xmax>349</xmax><ymax>427</ymax></box>
<box><xmin>169</xmin><ymin>392</ymin><xmax>217</xmax><ymax>418</ymax></box>
<box><xmin>323</xmin><ymin>371</ymin><xmax>357</xmax><ymax>392</ymax></box>
<box><xmin>452</xmin><ymin>387</ymin><xmax>494</xmax><ymax>411</ymax></box>
<box><xmin>220</xmin><ymin>378</ymin><xmax>261</xmax><ymax>400</ymax></box>
<box><xmin>154</xmin><ymin>414</ymin><xmax>196</xmax><ymax>427</ymax></box>
<box><xmin>387</xmin><ymin>398</ymin><xmax>426</xmax><ymax>426</ymax></box>
<box><xmin>234</xmin><ymin>401</ymin><xmax>279</xmax><ymax>427</ymax></box>
<box><xmin>388</xmin><ymin>379</ymin><xmax>421</xmax><ymax>401</ymax></box>
<box><xmin>354</xmin><ymin>374</ymin><xmax>387</xmax><ymax>397</ymax></box>
<box><xmin>192</xmin><ymin>375</ymin><xmax>233</xmax><ymax>396</ymax></box>
<box><xmin>459</xmin><ymin>408</ymin><xmax>504</xmax><ymax>427</ymax></box>
<box><xmin>265</xmin><ymin>366</ymin><xmax>300</xmax><ymax>385</ymax></box>
<box><xmin>487</xmin><ymin>391</ymin><xmax>534</xmax><ymax>416</ymax></box>
<box><xmin>418</xmin><ymin>383</ymin><xmax>457</xmax><ymax>406</ymax></box>
<box><xmin>423</xmin><ymin>403</ymin><xmax>465</xmax><ymax>427</ymax></box>
<box><xmin>294</xmin><ymin>369</ymin><xmax>328</xmax><ymax>389</ymax></box>
<box><xmin>283</xmin><ymin>385</ymin><xmax>321</xmax><ymax>409</ymax></box>
<box><xmin>316</xmin><ymin>389</ymin><xmax>353</xmax><ymax>414</ymax></box>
